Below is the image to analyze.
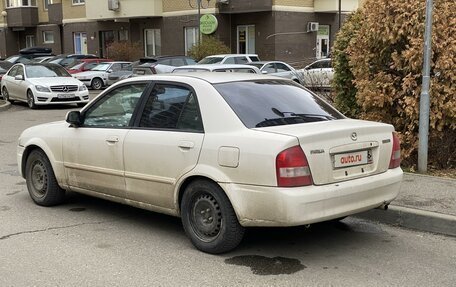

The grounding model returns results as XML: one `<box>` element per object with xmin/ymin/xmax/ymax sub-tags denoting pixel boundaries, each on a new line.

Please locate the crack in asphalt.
<box><xmin>0</xmin><ymin>220</ymin><xmax>112</xmax><ymax>240</ymax></box>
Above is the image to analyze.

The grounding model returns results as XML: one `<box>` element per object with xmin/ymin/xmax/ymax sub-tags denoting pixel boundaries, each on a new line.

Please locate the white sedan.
<box><xmin>1</xmin><ymin>63</ymin><xmax>89</xmax><ymax>109</ymax></box>
<box><xmin>73</xmin><ymin>61</ymin><xmax>131</xmax><ymax>90</ymax></box>
<box><xmin>299</xmin><ymin>58</ymin><xmax>334</xmax><ymax>89</ymax></box>
<box><xmin>17</xmin><ymin>73</ymin><xmax>402</xmax><ymax>253</ymax></box>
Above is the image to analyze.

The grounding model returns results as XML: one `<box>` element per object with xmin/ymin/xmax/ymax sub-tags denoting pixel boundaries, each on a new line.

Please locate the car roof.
<box><xmin>174</xmin><ymin>64</ymin><xmax>260</xmax><ymax>70</ymax></box>
<box><xmin>127</xmin><ymin>72</ymin><xmax>284</xmax><ymax>84</ymax></box>
<box><xmin>205</xmin><ymin>54</ymin><xmax>259</xmax><ymax>58</ymax></box>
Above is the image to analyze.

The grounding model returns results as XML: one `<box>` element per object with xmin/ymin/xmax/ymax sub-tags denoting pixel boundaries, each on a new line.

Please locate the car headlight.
<box><xmin>35</xmin><ymin>85</ymin><xmax>50</xmax><ymax>92</ymax></box>
<box><xmin>79</xmin><ymin>85</ymin><xmax>87</xmax><ymax>91</ymax></box>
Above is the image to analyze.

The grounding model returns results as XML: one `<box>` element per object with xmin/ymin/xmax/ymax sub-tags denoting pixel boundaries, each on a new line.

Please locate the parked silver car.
<box><xmin>247</xmin><ymin>61</ymin><xmax>302</xmax><ymax>83</ymax></box>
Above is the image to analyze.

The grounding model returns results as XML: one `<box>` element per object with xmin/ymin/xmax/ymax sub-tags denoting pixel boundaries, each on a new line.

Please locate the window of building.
<box><xmin>119</xmin><ymin>30</ymin><xmax>129</xmax><ymax>41</ymax></box>
<box><xmin>44</xmin><ymin>0</ymin><xmax>51</xmax><ymax>10</ymax></box>
<box><xmin>73</xmin><ymin>32</ymin><xmax>87</xmax><ymax>54</ymax></box>
<box><xmin>72</xmin><ymin>0</ymin><xmax>84</xmax><ymax>5</ymax></box>
<box><xmin>144</xmin><ymin>29</ymin><xmax>161</xmax><ymax>57</ymax></box>
<box><xmin>43</xmin><ymin>31</ymin><xmax>54</xmax><ymax>43</ymax></box>
<box><xmin>6</xmin><ymin>0</ymin><xmax>37</xmax><ymax>7</ymax></box>
<box><xmin>237</xmin><ymin>25</ymin><xmax>255</xmax><ymax>54</ymax></box>
<box><xmin>184</xmin><ymin>27</ymin><xmax>199</xmax><ymax>56</ymax></box>
<box><xmin>26</xmin><ymin>35</ymin><xmax>35</xmax><ymax>48</ymax></box>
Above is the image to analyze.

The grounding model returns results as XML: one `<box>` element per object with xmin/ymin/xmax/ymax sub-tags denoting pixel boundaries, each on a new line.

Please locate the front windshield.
<box><xmin>198</xmin><ymin>57</ymin><xmax>224</xmax><ymax>64</ymax></box>
<box><xmin>214</xmin><ymin>80</ymin><xmax>344</xmax><ymax>128</ymax></box>
<box><xmin>92</xmin><ymin>63</ymin><xmax>111</xmax><ymax>71</ymax></box>
<box><xmin>25</xmin><ymin>65</ymin><xmax>71</xmax><ymax>78</ymax></box>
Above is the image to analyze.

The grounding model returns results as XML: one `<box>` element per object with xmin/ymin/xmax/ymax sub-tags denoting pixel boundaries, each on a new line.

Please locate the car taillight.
<box><xmin>276</xmin><ymin>145</ymin><xmax>313</xmax><ymax>187</ymax></box>
<box><xmin>389</xmin><ymin>132</ymin><xmax>401</xmax><ymax>169</ymax></box>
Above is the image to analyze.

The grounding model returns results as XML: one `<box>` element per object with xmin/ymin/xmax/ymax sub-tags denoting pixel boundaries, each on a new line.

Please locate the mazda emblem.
<box><xmin>351</xmin><ymin>132</ymin><xmax>358</xmax><ymax>141</ymax></box>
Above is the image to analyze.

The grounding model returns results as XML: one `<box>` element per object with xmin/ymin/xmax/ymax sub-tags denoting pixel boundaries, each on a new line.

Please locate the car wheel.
<box><xmin>25</xmin><ymin>149</ymin><xmax>65</xmax><ymax>206</ymax></box>
<box><xmin>91</xmin><ymin>78</ymin><xmax>103</xmax><ymax>90</ymax></box>
<box><xmin>2</xmin><ymin>86</ymin><xmax>13</xmax><ymax>103</ymax></box>
<box><xmin>27</xmin><ymin>90</ymin><xmax>36</xmax><ymax>109</ymax></box>
<box><xmin>181</xmin><ymin>179</ymin><xmax>245</xmax><ymax>254</ymax></box>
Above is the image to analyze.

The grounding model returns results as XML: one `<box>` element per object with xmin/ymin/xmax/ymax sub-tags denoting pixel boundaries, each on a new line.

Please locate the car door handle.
<box><xmin>178</xmin><ymin>141</ymin><xmax>194</xmax><ymax>150</ymax></box>
<box><xmin>105</xmin><ymin>136</ymin><xmax>119</xmax><ymax>144</ymax></box>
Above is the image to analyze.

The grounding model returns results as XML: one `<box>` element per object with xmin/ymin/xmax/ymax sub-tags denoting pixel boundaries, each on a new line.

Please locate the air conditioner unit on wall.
<box><xmin>108</xmin><ymin>0</ymin><xmax>120</xmax><ymax>11</ymax></box>
<box><xmin>307</xmin><ymin>22</ymin><xmax>319</xmax><ymax>32</ymax></box>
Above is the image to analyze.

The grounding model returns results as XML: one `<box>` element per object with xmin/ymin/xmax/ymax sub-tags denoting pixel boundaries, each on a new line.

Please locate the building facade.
<box><xmin>0</xmin><ymin>0</ymin><xmax>362</xmax><ymax>65</ymax></box>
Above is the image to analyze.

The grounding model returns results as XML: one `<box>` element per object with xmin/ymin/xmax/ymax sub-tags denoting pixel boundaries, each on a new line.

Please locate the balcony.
<box><xmin>5</xmin><ymin>7</ymin><xmax>38</xmax><ymax>28</ymax></box>
<box><xmin>314</xmin><ymin>0</ymin><xmax>359</xmax><ymax>13</ymax></box>
<box><xmin>85</xmin><ymin>0</ymin><xmax>162</xmax><ymax>21</ymax></box>
<box><xmin>48</xmin><ymin>3</ymin><xmax>63</xmax><ymax>25</ymax></box>
<box><xmin>217</xmin><ymin>0</ymin><xmax>272</xmax><ymax>14</ymax></box>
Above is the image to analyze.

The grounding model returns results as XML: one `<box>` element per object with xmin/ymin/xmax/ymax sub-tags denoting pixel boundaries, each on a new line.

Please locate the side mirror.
<box><xmin>261</xmin><ymin>70</ymin><xmax>268</xmax><ymax>74</ymax></box>
<box><xmin>14</xmin><ymin>75</ymin><xmax>24</xmax><ymax>81</ymax></box>
<box><xmin>107</xmin><ymin>69</ymin><xmax>113</xmax><ymax>73</ymax></box>
<box><xmin>66</xmin><ymin>111</ymin><xmax>82</xmax><ymax>127</ymax></box>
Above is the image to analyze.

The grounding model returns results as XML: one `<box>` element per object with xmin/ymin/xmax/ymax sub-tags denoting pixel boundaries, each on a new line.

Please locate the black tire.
<box><xmin>91</xmin><ymin>78</ymin><xmax>103</xmax><ymax>90</ymax></box>
<box><xmin>181</xmin><ymin>180</ymin><xmax>245</xmax><ymax>254</ymax></box>
<box><xmin>25</xmin><ymin>149</ymin><xmax>65</xmax><ymax>206</ymax></box>
<box><xmin>27</xmin><ymin>90</ymin><xmax>36</xmax><ymax>109</ymax></box>
<box><xmin>2</xmin><ymin>86</ymin><xmax>13</xmax><ymax>103</ymax></box>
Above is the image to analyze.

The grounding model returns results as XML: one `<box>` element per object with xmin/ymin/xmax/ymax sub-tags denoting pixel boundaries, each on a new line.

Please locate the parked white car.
<box><xmin>198</xmin><ymin>54</ymin><xmax>260</xmax><ymax>64</ymax></box>
<box><xmin>247</xmin><ymin>61</ymin><xmax>302</xmax><ymax>83</ymax></box>
<box><xmin>73</xmin><ymin>61</ymin><xmax>131</xmax><ymax>90</ymax></box>
<box><xmin>17</xmin><ymin>73</ymin><xmax>402</xmax><ymax>253</ymax></box>
<box><xmin>299</xmin><ymin>58</ymin><xmax>334</xmax><ymax>88</ymax></box>
<box><xmin>1</xmin><ymin>63</ymin><xmax>89</xmax><ymax>109</ymax></box>
<box><xmin>172</xmin><ymin>64</ymin><xmax>260</xmax><ymax>74</ymax></box>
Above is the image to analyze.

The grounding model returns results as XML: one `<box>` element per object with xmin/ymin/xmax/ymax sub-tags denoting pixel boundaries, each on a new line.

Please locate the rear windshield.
<box><xmin>214</xmin><ymin>80</ymin><xmax>344</xmax><ymax>128</ymax></box>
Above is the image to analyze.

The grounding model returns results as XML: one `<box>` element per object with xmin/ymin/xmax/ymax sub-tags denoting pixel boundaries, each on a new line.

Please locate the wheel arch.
<box><xmin>21</xmin><ymin>141</ymin><xmax>64</xmax><ymax>187</ymax></box>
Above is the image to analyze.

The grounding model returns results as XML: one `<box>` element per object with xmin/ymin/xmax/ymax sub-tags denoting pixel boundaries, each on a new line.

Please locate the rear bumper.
<box><xmin>222</xmin><ymin>168</ymin><xmax>403</xmax><ymax>227</ymax></box>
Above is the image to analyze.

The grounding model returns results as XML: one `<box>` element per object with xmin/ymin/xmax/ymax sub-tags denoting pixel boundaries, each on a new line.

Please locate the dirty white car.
<box><xmin>17</xmin><ymin>73</ymin><xmax>402</xmax><ymax>253</ymax></box>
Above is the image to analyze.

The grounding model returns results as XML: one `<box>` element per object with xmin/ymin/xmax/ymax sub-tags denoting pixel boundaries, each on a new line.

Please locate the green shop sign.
<box><xmin>200</xmin><ymin>14</ymin><xmax>218</xmax><ymax>35</ymax></box>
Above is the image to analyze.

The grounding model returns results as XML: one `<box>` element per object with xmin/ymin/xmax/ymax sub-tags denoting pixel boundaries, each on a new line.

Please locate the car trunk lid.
<box><xmin>254</xmin><ymin>119</ymin><xmax>395</xmax><ymax>185</ymax></box>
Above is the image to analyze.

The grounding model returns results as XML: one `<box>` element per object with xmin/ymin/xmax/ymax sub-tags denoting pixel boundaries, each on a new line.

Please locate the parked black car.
<box><xmin>46</xmin><ymin>54</ymin><xmax>99</xmax><ymax>67</ymax></box>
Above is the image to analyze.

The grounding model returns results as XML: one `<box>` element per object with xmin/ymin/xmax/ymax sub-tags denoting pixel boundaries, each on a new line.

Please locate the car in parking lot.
<box><xmin>1</xmin><ymin>63</ymin><xmax>89</xmax><ymax>108</ymax></box>
<box><xmin>247</xmin><ymin>61</ymin><xmax>302</xmax><ymax>83</ymax></box>
<box><xmin>132</xmin><ymin>56</ymin><xmax>197</xmax><ymax>76</ymax></box>
<box><xmin>17</xmin><ymin>73</ymin><xmax>402</xmax><ymax>253</ymax></box>
<box><xmin>47</xmin><ymin>54</ymin><xmax>99</xmax><ymax>68</ymax></box>
<box><xmin>73</xmin><ymin>61</ymin><xmax>131</xmax><ymax>90</ymax></box>
<box><xmin>198</xmin><ymin>54</ymin><xmax>260</xmax><ymax>64</ymax></box>
<box><xmin>172</xmin><ymin>64</ymin><xmax>260</xmax><ymax>74</ymax></box>
<box><xmin>67</xmin><ymin>58</ymin><xmax>113</xmax><ymax>74</ymax></box>
<box><xmin>299</xmin><ymin>58</ymin><xmax>334</xmax><ymax>88</ymax></box>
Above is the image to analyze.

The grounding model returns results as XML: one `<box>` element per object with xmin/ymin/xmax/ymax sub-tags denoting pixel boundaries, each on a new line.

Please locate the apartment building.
<box><xmin>0</xmin><ymin>0</ymin><xmax>361</xmax><ymax>64</ymax></box>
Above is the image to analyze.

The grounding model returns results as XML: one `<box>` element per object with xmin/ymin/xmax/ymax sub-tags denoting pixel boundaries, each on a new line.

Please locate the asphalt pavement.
<box><xmin>1</xmin><ymin>98</ymin><xmax>455</xmax><ymax>237</ymax></box>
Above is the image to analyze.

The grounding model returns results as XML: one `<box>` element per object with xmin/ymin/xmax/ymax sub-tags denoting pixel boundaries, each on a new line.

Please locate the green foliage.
<box><xmin>106</xmin><ymin>41</ymin><xmax>143</xmax><ymax>61</ymax></box>
<box><xmin>332</xmin><ymin>0</ymin><xmax>456</xmax><ymax>168</ymax></box>
<box><xmin>187</xmin><ymin>36</ymin><xmax>231</xmax><ymax>61</ymax></box>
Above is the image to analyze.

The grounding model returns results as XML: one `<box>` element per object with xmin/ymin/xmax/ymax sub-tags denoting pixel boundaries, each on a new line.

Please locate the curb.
<box><xmin>353</xmin><ymin>205</ymin><xmax>456</xmax><ymax>237</ymax></box>
<box><xmin>0</xmin><ymin>99</ymin><xmax>11</xmax><ymax>111</ymax></box>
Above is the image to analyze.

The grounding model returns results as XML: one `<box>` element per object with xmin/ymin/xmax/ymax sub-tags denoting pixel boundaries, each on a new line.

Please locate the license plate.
<box><xmin>334</xmin><ymin>150</ymin><xmax>371</xmax><ymax>168</ymax></box>
<box><xmin>57</xmin><ymin>94</ymin><xmax>75</xmax><ymax>99</ymax></box>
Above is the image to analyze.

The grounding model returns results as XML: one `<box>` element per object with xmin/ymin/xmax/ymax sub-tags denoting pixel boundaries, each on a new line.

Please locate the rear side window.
<box><xmin>138</xmin><ymin>84</ymin><xmax>203</xmax><ymax>132</ymax></box>
<box><xmin>214</xmin><ymin>80</ymin><xmax>344</xmax><ymax>128</ymax></box>
<box><xmin>249</xmin><ymin>56</ymin><xmax>260</xmax><ymax>62</ymax></box>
